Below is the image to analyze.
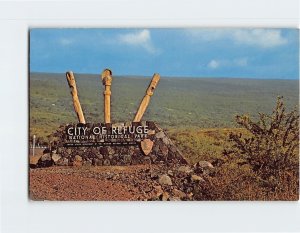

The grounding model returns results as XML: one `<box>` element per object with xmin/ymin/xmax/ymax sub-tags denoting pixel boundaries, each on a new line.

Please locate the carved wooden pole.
<box><xmin>101</xmin><ymin>69</ymin><xmax>113</xmax><ymax>123</ymax></box>
<box><xmin>66</xmin><ymin>71</ymin><xmax>86</xmax><ymax>124</ymax></box>
<box><xmin>133</xmin><ymin>73</ymin><xmax>160</xmax><ymax>122</ymax></box>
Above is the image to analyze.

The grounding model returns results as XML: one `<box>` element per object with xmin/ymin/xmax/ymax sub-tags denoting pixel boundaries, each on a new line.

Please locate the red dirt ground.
<box><xmin>29</xmin><ymin>165</ymin><xmax>161</xmax><ymax>201</ymax></box>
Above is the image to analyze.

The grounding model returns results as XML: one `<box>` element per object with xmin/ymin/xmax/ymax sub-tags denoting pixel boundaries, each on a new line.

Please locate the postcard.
<box><xmin>29</xmin><ymin>28</ymin><xmax>299</xmax><ymax>201</ymax></box>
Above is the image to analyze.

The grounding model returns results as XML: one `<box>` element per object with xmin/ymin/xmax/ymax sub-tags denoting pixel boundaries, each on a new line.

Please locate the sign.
<box><xmin>63</xmin><ymin>123</ymin><xmax>150</xmax><ymax>147</ymax></box>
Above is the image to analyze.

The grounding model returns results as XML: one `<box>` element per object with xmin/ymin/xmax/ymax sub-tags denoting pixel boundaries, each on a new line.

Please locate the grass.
<box><xmin>30</xmin><ymin>72</ymin><xmax>299</xmax><ymax>140</ymax></box>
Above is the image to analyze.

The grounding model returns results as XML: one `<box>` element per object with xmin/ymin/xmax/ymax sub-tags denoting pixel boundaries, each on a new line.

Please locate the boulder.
<box><xmin>177</xmin><ymin>165</ymin><xmax>193</xmax><ymax>174</ymax></box>
<box><xmin>194</xmin><ymin>161</ymin><xmax>214</xmax><ymax>175</ymax></box>
<box><xmin>159</xmin><ymin>174</ymin><xmax>173</xmax><ymax>186</ymax></box>
<box><xmin>161</xmin><ymin>192</ymin><xmax>170</xmax><ymax>201</ymax></box>
<box><xmin>51</xmin><ymin>154</ymin><xmax>61</xmax><ymax>163</ymax></box>
<box><xmin>56</xmin><ymin>158</ymin><xmax>69</xmax><ymax>166</ymax></box>
<box><xmin>143</xmin><ymin>157</ymin><xmax>151</xmax><ymax>165</ymax></box>
<box><xmin>154</xmin><ymin>185</ymin><xmax>163</xmax><ymax>197</ymax></box>
<box><xmin>41</xmin><ymin>154</ymin><xmax>51</xmax><ymax>162</ymax></box>
<box><xmin>103</xmin><ymin>159</ymin><xmax>110</xmax><ymax>166</ymax></box>
<box><xmin>37</xmin><ymin>154</ymin><xmax>53</xmax><ymax>167</ymax></box>
<box><xmin>191</xmin><ymin>175</ymin><xmax>205</xmax><ymax>182</ymax></box>
<box><xmin>155</xmin><ymin>131</ymin><xmax>165</xmax><ymax>139</ymax></box>
<box><xmin>124</xmin><ymin>154</ymin><xmax>132</xmax><ymax>164</ymax></box>
<box><xmin>30</xmin><ymin>155</ymin><xmax>42</xmax><ymax>166</ymax></box>
<box><xmin>196</xmin><ymin>161</ymin><xmax>214</xmax><ymax>169</ymax></box>
<box><xmin>74</xmin><ymin>155</ymin><xmax>82</xmax><ymax>162</ymax></box>
<box><xmin>173</xmin><ymin>189</ymin><xmax>186</xmax><ymax>199</ymax></box>
<box><xmin>83</xmin><ymin>160</ymin><xmax>92</xmax><ymax>166</ymax></box>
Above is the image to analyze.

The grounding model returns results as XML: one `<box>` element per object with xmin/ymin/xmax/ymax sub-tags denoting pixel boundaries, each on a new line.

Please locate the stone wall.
<box><xmin>33</xmin><ymin>121</ymin><xmax>187</xmax><ymax>168</ymax></box>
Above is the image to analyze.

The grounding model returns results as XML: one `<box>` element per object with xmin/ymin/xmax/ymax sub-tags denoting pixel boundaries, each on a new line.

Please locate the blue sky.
<box><xmin>30</xmin><ymin>28</ymin><xmax>299</xmax><ymax>79</ymax></box>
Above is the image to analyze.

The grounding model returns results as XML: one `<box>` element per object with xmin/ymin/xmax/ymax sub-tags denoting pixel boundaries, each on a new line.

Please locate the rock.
<box><xmin>155</xmin><ymin>131</ymin><xmax>165</xmax><ymax>139</ymax></box>
<box><xmin>160</xmin><ymin>145</ymin><xmax>168</xmax><ymax>156</ymax></box>
<box><xmin>107</xmin><ymin>147</ymin><xmax>114</xmax><ymax>155</ymax></box>
<box><xmin>150</xmin><ymin>171</ymin><xmax>159</xmax><ymax>179</ymax></box>
<box><xmin>159</xmin><ymin>174</ymin><xmax>173</xmax><ymax>186</ymax></box>
<box><xmin>83</xmin><ymin>160</ymin><xmax>92</xmax><ymax>166</ymax></box>
<box><xmin>73</xmin><ymin>161</ymin><xmax>82</xmax><ymax>166</ymax></box>
<box><xmin>173</xmin><ymin>189</ymin><xmax>186</xmax><ymax>199</ymax></box>
<box><xmin>92</xmin><ymin>158</ymin><xmax>98</xmax><ymax>165</ymax></box>
<box><xmin>153</xmin><ymin>145</ymin><xmax>160</xmax><ymax>153</ymax></box>
<box><xmin>56</xmin><ymin>158</ymin><xmax>69</xmax><ymax>166</ymax></box>
<box><xmin>150</xmin><ymin>154</ymin><xmax>157</xmax><ymax>162</ymax></box>
<box><xmin>195</xmin><ymin>161</ymin><xmax>214</xmax><ymax>169</ymax></box>
<box><xmin>167</xmin><ymin>170</ymin><xmax>173</xmax><ymax>176</ymax></box>
<box><xmin>162</xmin><ymin>192</ymin><xmax>170</xmax><ymax>201</ymax></box>
<box><xmin>66</xmin><ymin>148</ymin><xmax>72</xmax><ymax>154</ymax></box>
<box><xmin>41</xmin><ymin>154</ymin><xmax>51</xmax><ymax>162</ymax></box>
<box><xmin>141</xmin><ymin>139</ymin><xmax>154</xmax><ymax>155</ymax></box>
<box><xmin>191</xmin><ymin>175</ymin><xmax>205</xmax><ymax>182</ymax></box>
<box><xmin>96</xmin><ymin>154</ymin><xmax>103</xmax><ymax>159</ymax></box>
<box><xmin>147</xmin><ymin>130</ymin><xmax>156</xmax><ymax>135</ymax></box>
<box><xmin>51</xmin><ymin>154</ymin><xmax>61</xmax><ymax>163</ymax></box>
<box><xmin>194</xmin><ymin>161</ymin><xmax>214</xmax><ymax>174</ymax></box>
<box><xmin>143</xmin><ymin>157</ymin><xmax>151</xmax><ymax>165</ymax></box>
<box><xmin>103</xmin><ymin>159</ymin><xmax>110</xmax><ymax>166</ymax></box>
<box><xmin>124</xmin><ymin>154</ymin><xmax>132</xmax><ymax>164</ymax></box>
<box><xmin>177</xmin><ymin>165</ymin><xmax>193</xmax><ymax>174</ymax></box>
<box><xmin>96</xmin><ymin>159</ymin><xmax>103</xmax><ymax>166</ymax></box>
<box><xmin>169</xmin><ymin>145</ymin><xmax>178</xmax><ymax>153</ymax></box>
<box><xmin>187</xmin><ymin>192</ymin><xmax>194</xmax><ymax>200</ymax></box>
<box><xmin>154</xmin><ymin>185</ymin><xmax>163</xmax><ymax>197</ymax></box>
<box><xmin>74</xmin><ymin>155</ymin><xmax>82</xmax><ymax>162</ymax></box>
<box><xmin>100</xmin><ymin>147</ymin><xmax>108</xmax><ymax>155</ymax></box>
<box><xmin>162</xmin><ymin>136</ymin><xmax>170</xmax><ymax>145</ymax></box>
<box><xmin>30</xmin><ymin>155</ymin><xmax>42</xmax><ymax>166</ymax></box>
<box><xmin>43</xmin><ymin>148</ymin><xmax>51</xmax><ymax>154</ymax></box>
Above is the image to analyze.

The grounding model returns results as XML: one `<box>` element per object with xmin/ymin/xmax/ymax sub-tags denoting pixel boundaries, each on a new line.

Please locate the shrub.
<box><xmin>224</xmin><ymin>96</ymin><xmax>299</xmax><ymax>192</ymax></box>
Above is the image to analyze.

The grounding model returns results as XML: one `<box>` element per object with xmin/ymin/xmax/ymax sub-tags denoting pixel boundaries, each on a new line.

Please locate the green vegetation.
<box><xmin>30</xmin><ymin>72</ymin><xmax>298</xmax><ymax>140</ymax></box>
<box><xmin>30</xmin><ymin>73</ymin><xmax>299</xmax><ymax>200</ymax></box>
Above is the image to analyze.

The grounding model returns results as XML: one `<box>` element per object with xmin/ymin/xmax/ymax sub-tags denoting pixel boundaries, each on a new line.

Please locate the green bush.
<box><xmin>224</xmin><ymin>96</ymin><xmax>299</xmax><ymax>191</ymax></box>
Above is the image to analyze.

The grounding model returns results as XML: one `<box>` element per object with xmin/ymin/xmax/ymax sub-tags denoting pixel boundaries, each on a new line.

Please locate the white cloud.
<box><xmin>118</xmin><ymin>29</ymin><xmax>158</xmax><ymax>54</ymax></box>
<box><xmin>233</xmin><ymin>29</ymin><xmax>287</xmax><ymax>48</ymax></box>
<box><xmin>208</xmin><ymin>59</ymin><xmax>219</xmax><ymax>69</ymax></box>
<box><xmin>208</xmin><ymin>57</ymin><xmax>248</xmax><ymax>69</ymax></box>
<box><xmin>187</xmin><ymin>29</ymin><xmax>288</xmax><ymax>48</ymax></box>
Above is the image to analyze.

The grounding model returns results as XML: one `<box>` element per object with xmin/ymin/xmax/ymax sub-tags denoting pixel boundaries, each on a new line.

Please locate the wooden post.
<box><xmin>66</xmin><ymin>71</ymin><xmax>86</xmax><ymax>124</ymax></box>
<box><xmin>32</xmin><ymin>135</ymin><xmax>36</xmax><ymax>156</ymax></box>
<box><xmin>133</xmin><ymin>73</ymin><xmax>160</xmax><ymax>122</ymax></box>
<box><xmin>101</xmin><ymin>69</ymin><xmax>112</xmax><ymax>123</ymax></box>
